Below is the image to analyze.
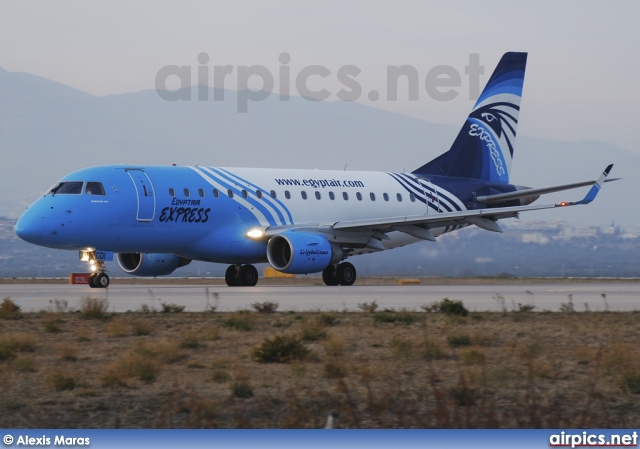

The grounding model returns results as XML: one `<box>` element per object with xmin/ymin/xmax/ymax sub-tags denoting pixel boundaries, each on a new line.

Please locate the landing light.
<box><xmin>90</xmin><ymin>265</ymin><xmax>97</xmax><ymax>272</ymax></box>
<box><xmin>246</xmin><ymin>228</ymin><xmax>265</xmax><ymax>239</ymax></box>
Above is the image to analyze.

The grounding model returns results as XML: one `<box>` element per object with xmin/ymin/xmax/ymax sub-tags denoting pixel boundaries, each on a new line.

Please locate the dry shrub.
<box><xmin>251</xmin><ymin>301</ymin><xmax>279</xmax><ymax>313</ymax></box>
<box><xmin>447</xmin><ymin>334</ymin><xmax>472</xmax><ymax>347</ymax></box>
<box><xmin>318</xmin><ymin>314</ymin><xmax>340</xmax><ymax>326</ymax></box>
<box><xmin>251</xmin><ymin>334</ymin><xmax>310</xmax><ymax>363</ymax></box>
<box><xmin>422</xmin><ymin>339</ymin><xmax>446</xmax><ymax>360</ymax></box>
<box><xmin>42</xmin><ymin>314</ymin><xmax>64</xmax><ymax>333</ymax></box>
<box><xmin>13</xmin><ymin>356</ymin><xmax>36</xmax><ymax>372</ymax></box>
<box><xmin>324</xmin><ymin>361</ymin><xmax>348</xmax><ymax>378</ymax></box>
<box><xmin>80</xmin><ymin>297</ymin><xmax>109</xmax><ymax>320</ymax></box>
<box><xmin>323</xmin><ymin>335</ymin><xmax>347</xmax><ymax>357</ymax></box>
<box><xmin>135</xmin><ymin>340</ymin><xmax>185</xmax><ymax>364</ymax></box>
<box><xmin>461</xmin><ymin>348</ymin><xmax>486</xmax><ymax>365</ymax></box>
<box><xmin>223</xmin><ymin>311</ymin><xmax>255</xmax><ymax>331</ymax></box>
<box><xmin>300</xmin><ymin>324</ymin><xmax>328</xmax><ymax>342</ymax></box>
<box><xmin>211</xmin><ymin>358</ymin><xmax>233</xmax><ymax>383</ymax></box>
<box><xmin>180</xmin><ymin>331</ymin><xmax>203</xmax><ymax>349</ymax></box>
<box><xmin>601</xmin><ymin>343</ymin><xmax>639</xmax><ymax>376</ymax></box>
<box><xmin>131</xmin><ymin>318</ymin><xmax>154</xmax><ymax>336</ymax></box>
<box><xmin>201</xmin><ymin>326</ymin><xmax>221</xmax><ymax>341</ymax></box>
<box><xmin>75</xmin><ymin>326</ymin><xmax>94</xmax><ymax>342</ymax></box>
<box><xmin>373</xmin><ymin>310</ymin><xmax>416</xmax><ymax>325</ymax></box>
<box><xmin>155</xmin><ymin>388</ymin><xmax>217</xmax><ymax>428</ymax></box>
<box><xmin>622</xmin><ymin>373</ymin><xmax>640</xmax><ymax>394</ymax></box>
<box><xmin>0</xmin><ymin>297</ymin><xmax>22</xmax><ymax>320</ymax></box>
<box><xmin>513</xmin><ymin>340</ymin><xmax>542</xmax><ymax>360</ymax></box>
<box><xmin>48</xmin><ymin>371</ymin><xmax>77</xmax><ymax>391</ymax></box>
<box><xmin>106</xmin><ymin>317</ymin><xmax>129</xmax><ymax>337</ymax></box>
<box><xmin>575</xmin><ymin>346</ymin><xmax>597</xmax><ymax>365</ymax></box>
<box><xmin>230</xmin><ymin>381</ymin><xmax>254</xmax><ymax>398</ymax></box>
<box><xmin>471</xmin><ymin>329</ymin><xmax>496</xmax><ymax>347</ymax></box>
<box><xmin>57</xmin><ymin>343</ymin><xmax>78</xmax><ymax>362</ymax></box>
<box><xmin>390</xmin><ymin>335</ymin><xmax>414</xmax><ymax>359</ymax></box>
<box><xmin>0</xmin><ymin>333</ymin><xmax>36</xmax><ymax>360</ymax></box>
<box><xmin>101</xmin><ymin>352</ymin><xmax>159</xmax><ymax>386</ymax></box>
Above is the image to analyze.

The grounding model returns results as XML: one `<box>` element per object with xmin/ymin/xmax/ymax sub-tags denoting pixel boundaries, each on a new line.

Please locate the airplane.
<box><xmin>15</xmin><ymin>52</ymin><xmax>615</xmax><ymax>288</ymax></box>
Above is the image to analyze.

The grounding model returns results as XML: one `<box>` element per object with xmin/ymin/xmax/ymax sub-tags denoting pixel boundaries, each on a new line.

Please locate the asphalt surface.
<box><xmin>2</xmin><ymin>281</ymin><xmax>639</xmax><ymax>312</ymax></box>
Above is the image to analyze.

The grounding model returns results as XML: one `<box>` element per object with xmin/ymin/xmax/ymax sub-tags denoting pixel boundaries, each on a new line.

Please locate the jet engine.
<box><xmin>267</xmin><ymin>231</ymin><xmax>343</xmax><ymax>274</ymax></box>
<box><xmin>117</xmin><ymin>253</ymin><xmax>191</xmax><ymax>277</ymax></box>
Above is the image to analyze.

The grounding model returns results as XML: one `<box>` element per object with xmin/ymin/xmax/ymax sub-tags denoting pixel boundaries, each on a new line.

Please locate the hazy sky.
<box><xmin>2</xmin><ymin>0</ymin><xmax>639</xmax><ymax>150</ymax></box>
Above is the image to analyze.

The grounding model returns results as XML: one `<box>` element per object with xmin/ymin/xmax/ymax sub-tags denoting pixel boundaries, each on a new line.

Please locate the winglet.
<box><xmin>557</xmin><ymin>164</ymin><xmax>613</xmax><ymax>207</ymax></box>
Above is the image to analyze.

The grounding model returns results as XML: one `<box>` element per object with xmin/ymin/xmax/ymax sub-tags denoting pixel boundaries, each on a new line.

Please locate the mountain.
<box><xmin>0</xmin><ymin>67</ymin><xmax>634</xmax><ymax>226</ymax></box>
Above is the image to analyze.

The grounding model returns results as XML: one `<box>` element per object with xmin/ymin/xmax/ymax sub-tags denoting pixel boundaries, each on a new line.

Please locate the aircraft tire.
<box><xmin>95</xmin><ymin>272</ymin><xmax>110</xmax><ymax>288</ymax></box>
<box><xmin>88</xmin><ymin>273</ymin><xmax>97</xmax><ymax>288</ymax></box>
<box><xmin>322</xmin><ymin>265</ymin><xmax>340</xmax><ymax>286</ymax></box>
<box><xmin>239</xmin><ymin>265</ymin><xmax>259</xmax><ymax>286</ymax></box>
<box><xmin>225</xmin><ymin>265</ymin><xmax>240</xmax><ymax>287</ymax></box>
<box><xmin>337</xmin><ymin>262</ymin><xmax>356</xmax><ymax>286</ymax></box>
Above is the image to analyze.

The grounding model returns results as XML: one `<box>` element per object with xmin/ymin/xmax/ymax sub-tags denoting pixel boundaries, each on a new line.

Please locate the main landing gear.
<box><xmin>322</xmin><ymin>262</ymin><xmax>356</xmax><ymax>286</ymax></box>
<box><xmin>225</xmin><ymin>264</ymin><xmax>259</xmax><ymax>287</ymax></box>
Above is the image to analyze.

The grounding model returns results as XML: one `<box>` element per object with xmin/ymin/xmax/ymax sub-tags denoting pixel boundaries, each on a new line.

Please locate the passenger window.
<box><xmin>342</xmin><ymin>192</ymin><xmax>349</xmax><ymax>200</ymax></box>
<box><xmin>49</xmin><ymin>181</ymin><xmax>83</xmax><ymax>195</ymax></box>
<box><xmin>227</xmin><ymin>189</ymin><xmax>234</xmax><ymax>198</ymax></box>
<box><xmin>370</xmin><ymin>193</ymin><xmax>376</xmax><ymax>201</ymax></box>
<box><xmin>198</xmin><ymin>188</ymin><xmax>205</xmax><ymax>198</ymax></box>
<box><xmin>315</xmin><ymin>191</ymin><xmax>321</xmax><ymax>200</ymax></box>
<box><xmin>410</xmin><ymin>193</ymin><xmax>416</xmax><ymax>202</ymax></box>
<box><xmin>169</xmin><ymin>188</ymin><xmax>175</xmax><ymax>197</ymax></box>
<box><xmin>383</xmin><ymin>193</ymin><xmax>389</xmax><ymax>201</ymax></box>
<box><xmin>242</xmin><ymin>190</ymin><xmax>248</xmax><ymax>199</ymax></box>
<box><xmin>213</xmin><ymin>189</ymin><xmax>219</xmax><ymax>198</ymax></box>
<box><xmin>85</xmin><ymin>182</ymin><xmax>106</xmax><ymax>196</ymax></box>
<box><xmin>356</xmin><ymin>192</ymin><xmax>362</xmax><ymax>201</ymax></box>
<box><xmin>256</xmin><ymin>190</ymin><xmax>262</xmax><ymax>199</ymax></box>
<box><xmin>396</xmin><ymin>193</ymin><xmax>403</xmax><ymax>202</ymax></box>
<box><xmin>285</xmin><ymin>190</ymin><xmax>291</xmax><ymax>199</ymax></box>
<box><xmin>270</xmin><ymin>190</ymin><xmax>277</xmax><ymax>199</ymax></box>
<box><xmin>301</xmin><ymin>191</ymin><xmax>308</xmax><ymax>200</ymax></box>
<box><xmin>329</xmin><ymin>192</ymin><xmax>335</xmax><ymax>200</ymax></box>
<box><xmin>184</xmin><ymin>188</ymin><xmax>190</xmax><ymax>197</ymax></box>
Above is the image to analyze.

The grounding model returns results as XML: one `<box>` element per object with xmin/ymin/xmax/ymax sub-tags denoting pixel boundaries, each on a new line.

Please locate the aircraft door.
<box><xmin>126</xmin><ymin>169</ymin><xmax>156</xmax><ymax>221</ymax></box>
<box><xmin>424</xmin><ymin>180</ymin><xmax>440</xmax><ymax>213</ymax></box>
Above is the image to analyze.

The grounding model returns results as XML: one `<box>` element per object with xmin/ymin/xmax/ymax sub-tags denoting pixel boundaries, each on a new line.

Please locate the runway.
<box><xmin>2</xmin><ymin>280</ymin><xmax>639</xmax><ymax>313</ymax></box>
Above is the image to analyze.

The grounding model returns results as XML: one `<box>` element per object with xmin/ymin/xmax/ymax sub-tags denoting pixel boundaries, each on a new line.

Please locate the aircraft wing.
<box><xmin>329</xmin><ymin>164</ymin><xmax>614</xmax><ymax>238</ymax></box>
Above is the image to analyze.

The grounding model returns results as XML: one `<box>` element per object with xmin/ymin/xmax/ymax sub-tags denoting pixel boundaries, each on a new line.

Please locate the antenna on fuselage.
<box><xmin>194</xmin><ymin>159</ymin><xmax>201</xmax><ymax>166</ymax></box>
<box><xmin>343</xmin><ymin>164</ymin><xmax>348</xmax><ymax>171</ymax></box>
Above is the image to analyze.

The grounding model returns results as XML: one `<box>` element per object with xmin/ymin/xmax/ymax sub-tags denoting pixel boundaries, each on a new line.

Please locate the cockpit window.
<box><xmin>85</xmin><ymin>182</ymin><xmax>106</xmax><ymax>196</ymax></box>
<box><xmin>49</xmin><ymin>181</ymin><xmax>83</xmax><ymax>195</ymax></box>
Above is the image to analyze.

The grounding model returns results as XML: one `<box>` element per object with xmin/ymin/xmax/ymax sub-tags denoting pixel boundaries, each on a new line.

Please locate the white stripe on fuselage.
<box><xmin>214</xmin><ymin>167</ymin><xmax>466</xmax><ymax>227</ymax></box>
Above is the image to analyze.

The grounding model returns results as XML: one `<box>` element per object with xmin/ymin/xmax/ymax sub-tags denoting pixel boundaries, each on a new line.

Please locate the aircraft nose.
<box><xmin>15</xmin><ymin>209</ymin><xmax>46</xmax><ymax>245</ymax></box>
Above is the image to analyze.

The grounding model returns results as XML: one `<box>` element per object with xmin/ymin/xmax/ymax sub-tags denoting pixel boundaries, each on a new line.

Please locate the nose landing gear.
<box><xmin>80</xmin><ymin>250</ymin><xmax>110</xmax><ymax>288</ymax></box>
<box><xmin>89</xmin><ymin>271</ymin><xmax>110</xmax><ymax>288</ymax></box>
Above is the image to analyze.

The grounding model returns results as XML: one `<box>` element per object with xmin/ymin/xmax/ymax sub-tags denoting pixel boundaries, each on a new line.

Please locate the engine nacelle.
<box><xmin>267</xmin><ymin>231</ymin><xmax>343</xmax><ymax>274</ymax></box>
<box><xmin>117</xmin><ymin>253</ymin><xmax>191</xmax><ymax>277</ymax></box>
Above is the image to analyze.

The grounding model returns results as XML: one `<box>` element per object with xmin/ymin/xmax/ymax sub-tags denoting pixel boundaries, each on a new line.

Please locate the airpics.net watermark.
<box><xmin>155</xmin><ymin>52</ymin><xmax>485</xmax><ymax>112</ymax></box>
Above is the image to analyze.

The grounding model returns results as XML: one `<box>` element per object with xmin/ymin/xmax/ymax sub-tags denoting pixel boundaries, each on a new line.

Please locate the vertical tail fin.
<box><xmin>413</xmin><ymin>52</ymin><xmax>527</xmax><ymax>183</ymax></box>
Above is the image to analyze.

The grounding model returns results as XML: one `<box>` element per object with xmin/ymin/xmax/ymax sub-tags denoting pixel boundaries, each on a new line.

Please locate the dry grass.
<box><xmin>0</xmin><ymin>310</ymin><xmax>639</xmax><ymax>428</ymax></box>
